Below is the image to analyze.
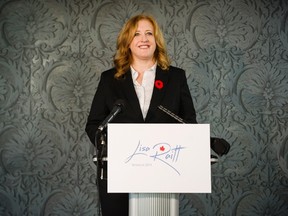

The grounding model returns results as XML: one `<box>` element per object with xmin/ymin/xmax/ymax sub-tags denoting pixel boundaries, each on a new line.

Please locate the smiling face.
<box><xmin>129</xmin><ymin>19</ymin><xmax>156</xmax><ymax>62</ymax></box>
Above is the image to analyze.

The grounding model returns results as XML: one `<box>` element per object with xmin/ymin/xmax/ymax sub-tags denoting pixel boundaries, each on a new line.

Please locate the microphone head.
<box><xmin>114</xmin><ymin>99</ymin><xmax>126</xmax><ymax>112</ymax></box>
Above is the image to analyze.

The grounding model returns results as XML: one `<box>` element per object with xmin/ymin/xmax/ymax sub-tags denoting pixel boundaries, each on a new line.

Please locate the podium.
<box><xmin>106</xmin><ymin>123</ymin><xmax>211</xmax><ymax>216</ymax></box>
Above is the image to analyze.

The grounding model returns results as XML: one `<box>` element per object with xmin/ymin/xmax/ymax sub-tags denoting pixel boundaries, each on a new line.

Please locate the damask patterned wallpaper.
<box><xmin>0</xmin><ymin>0</ymin><xmax>287</xmax><ymax>215</ymax></box>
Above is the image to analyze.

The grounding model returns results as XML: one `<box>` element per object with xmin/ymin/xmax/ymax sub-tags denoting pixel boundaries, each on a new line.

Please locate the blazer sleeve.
<box><xmin>178</xmin><ymin>68</ymin><xmax>197</xmax><ymax>123</ymax></box>
<box><xmin>85</xmin><ymin>70</ymin><xmax>114</xmax><ymax>146</ymax></box>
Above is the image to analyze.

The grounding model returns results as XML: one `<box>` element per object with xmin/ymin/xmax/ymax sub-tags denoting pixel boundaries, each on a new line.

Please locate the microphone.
<box><xmin>97</xmin><ymin>99</ymin><xmax>125</xmax><ymax>132</ymax></box>
<box><xmin>158</xmin><ymin>105</ymin><xmax>186</xmax><ymax>123</ymax></box>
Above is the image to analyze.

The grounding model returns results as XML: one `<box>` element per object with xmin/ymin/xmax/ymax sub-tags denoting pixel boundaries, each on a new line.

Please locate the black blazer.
<box><xmin>85</xmin><ymin>65</ymin><xmax>197</xmax><ymax>146</ymax></box>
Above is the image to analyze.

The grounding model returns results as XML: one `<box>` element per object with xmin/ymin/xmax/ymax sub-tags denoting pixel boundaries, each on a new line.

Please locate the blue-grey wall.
<box><xmin>0</xmin><ymin>0</ymin><xmax>287</xmax><ymax>215</ymax></box>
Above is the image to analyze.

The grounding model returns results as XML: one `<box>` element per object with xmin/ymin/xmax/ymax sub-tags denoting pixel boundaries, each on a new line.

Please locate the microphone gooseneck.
<box><xmin>97</xmin><ymin>99</ymin><xmax>126</xmax><ymax>132</ymax></box>
<box><xmin>157</xmin><ymin>105</ymin><xmax>186</xmax><ymax>123</ymax></box>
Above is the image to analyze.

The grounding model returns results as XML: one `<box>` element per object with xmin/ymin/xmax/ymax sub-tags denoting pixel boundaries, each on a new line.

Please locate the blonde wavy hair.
<box><xmin>114</xmin><ymin>14</ymin><xmax>171</xmax><ymax>79</ymax></box>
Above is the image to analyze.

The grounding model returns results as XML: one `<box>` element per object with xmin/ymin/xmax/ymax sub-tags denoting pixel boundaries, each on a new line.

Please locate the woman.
<box><xmin>85</xmin><ymin>14</ymin><xmax>197</xmax><ymax>216</ymax></box>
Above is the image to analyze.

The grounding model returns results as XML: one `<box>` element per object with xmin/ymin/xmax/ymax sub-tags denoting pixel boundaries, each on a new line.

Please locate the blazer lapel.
<box><xmin>120</xmin><ymin>70</ymin><xmax>144</xmax><ymax>120</ymax></box>
<box><xmin>145</xmin><ymin>66</ymin><xmax>168</xmax><ymax>121</ymax></box>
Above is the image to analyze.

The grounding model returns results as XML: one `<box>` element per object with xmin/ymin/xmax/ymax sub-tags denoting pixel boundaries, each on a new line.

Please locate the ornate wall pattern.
<box><xmin>0</xmin><ymin>0</ymin><xmax>287</xmax><ymax>215</ymax></box>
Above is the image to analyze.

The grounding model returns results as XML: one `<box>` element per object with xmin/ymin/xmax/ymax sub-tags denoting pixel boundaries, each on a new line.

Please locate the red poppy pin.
<box><xmin>155</xmin><ymin>80</ymin><xmax>164</xmax><ymax>89</ymax></box>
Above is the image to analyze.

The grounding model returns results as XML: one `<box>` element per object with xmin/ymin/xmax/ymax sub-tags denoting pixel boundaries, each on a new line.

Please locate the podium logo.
<box><xmin>125</xmin><ymin>141</ymin><xmax>185</xmax><ymax>175</ymax></box>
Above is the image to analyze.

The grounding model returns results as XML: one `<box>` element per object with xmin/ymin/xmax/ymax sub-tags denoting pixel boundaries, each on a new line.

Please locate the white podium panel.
<box><xmin>107</xmin><ymin>123</ymin><xmax>211</xmax><ymax>193</ymax></box>
<box><xmin>129</xmin><ymin>193</ymin><xmax>179</xmax><ymax>216</ymax></box>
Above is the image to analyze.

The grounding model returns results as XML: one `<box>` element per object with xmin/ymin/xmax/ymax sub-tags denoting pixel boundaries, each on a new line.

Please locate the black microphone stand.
<box><xmin>92</xmin><ymin>99</ymin><xmax>125</xmax><ymax>215</ymax></box>
<box><xmin>94</xmin><ymin>129</ymin><xmax>108</xmax><ymax>216</ymax></box>
<box><xmin>95</xmin><ymin>129</ymin><xmax>107</xmax><ymax>180</ymax></box>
